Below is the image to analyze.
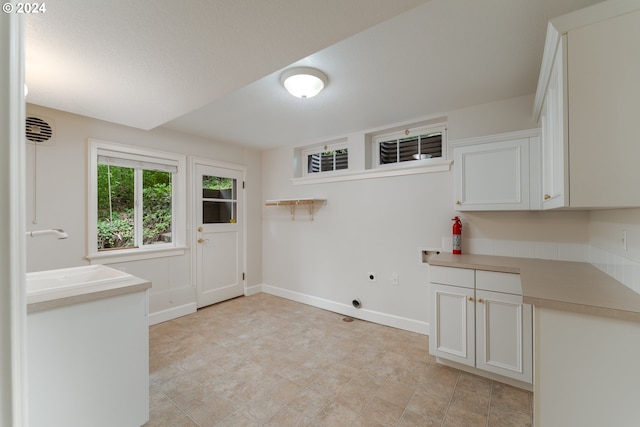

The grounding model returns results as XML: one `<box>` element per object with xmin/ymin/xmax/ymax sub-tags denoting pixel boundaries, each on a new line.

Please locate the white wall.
<box><xmin>25</xmin><ymin>104</ymin><xmax>263</xmax><ymax>321</ymax></box>
<box><xmin>589</xmin><ymin>209</ymin><xmax>640</xmax><ymax>263</ymax></box>
<box><xmin>262</xmin><ymin>94</ymin><xmax>591</xmax><ymax>333</ymax></box>
<box><xmin>27</xmin><ymin>94</ymin><xmax>636</xmax><ymax>334</ymax></box>
<box><xmin>585</xmin><ymin>208</ymin><xmax>640</xmax><ymax>293</ymax></box>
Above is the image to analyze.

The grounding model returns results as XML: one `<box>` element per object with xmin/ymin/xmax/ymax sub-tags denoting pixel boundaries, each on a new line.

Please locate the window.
<box><xmin>88</xmin><ymin>140</ymin><xmax>186</xmax><ymax>261</ymax></box>
<box><xmin>374</xmin><ymin>125</ymin><xmax>446</xmax><ymax>167</ymax></box>
<box><xmin>202</xmin><ymin>176</ymin><xmax>237</xmax><ymax>223</ymax></box>
<box><xmin>302</xmin><ymin>143</ymin><xmax>348</xmax><ymax>175</ymax></box>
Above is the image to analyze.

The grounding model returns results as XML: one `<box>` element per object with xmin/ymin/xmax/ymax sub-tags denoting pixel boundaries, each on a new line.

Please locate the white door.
<box><xmin>194</xmin><ymin>162</ymin><xmax>244</xmax><ymax>308</ymax></box>
<box><xmin>430</xmin><ymin>284</ymin><xmax>475</xmax><ymax>367</ymax></box>
<box><xmin>475</xmin><ymin>290</ymin><xmax>532</xmax><ymax>383</ymax></box>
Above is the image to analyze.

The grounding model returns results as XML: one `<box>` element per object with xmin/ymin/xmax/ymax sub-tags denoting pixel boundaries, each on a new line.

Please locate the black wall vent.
<box><xmin>26</xmin><ymin>116</ymin><xmax>55</xmax><ymax>145</ymax></box>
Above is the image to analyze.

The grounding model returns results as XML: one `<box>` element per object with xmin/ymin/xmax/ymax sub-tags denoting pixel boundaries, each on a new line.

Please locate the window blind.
<box><xmin>97</xmin><ymin>149</ymin><xmax>178</xmax><ymax>173</ymax></box>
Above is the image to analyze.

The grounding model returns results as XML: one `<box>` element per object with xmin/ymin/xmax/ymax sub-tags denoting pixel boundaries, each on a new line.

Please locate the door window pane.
<box><xmin>202</xmin><ymin>176</ymin><xmax>236</xmax><ymax>200</ymax></box>
<box><xmin>203</xmin><ymin>201</ymin><xmax>235</xmax><ymax>223</ymax></box>
<box><xmin>202</xmin><ymin>175</ymin><xmax>237</xmax><ymax>223</ymax></box>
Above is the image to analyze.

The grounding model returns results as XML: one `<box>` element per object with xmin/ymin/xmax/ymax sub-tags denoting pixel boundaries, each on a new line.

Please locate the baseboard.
<box><xmin>261</xmin><ymin>284</ymin><xmax>429</xmax><ymax>335</ymax></box>
<box><xmin>148</xmin><ymin>302</ymin><xmax>197</xmax><ymax>326</ymax></box>
<box><xmin>245</xmin><ymin>284</ymin><xmax>263</xmax><ymax>296</ymax></box>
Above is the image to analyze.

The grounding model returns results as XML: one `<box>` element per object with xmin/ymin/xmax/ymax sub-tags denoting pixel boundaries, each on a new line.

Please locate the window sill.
<box><xmin>292</xmin><ymin>159</ymin><xmax>452</xmax><ymax>185</ymax></box>
<box><xmin>86</xmin><ymin>246</ymin><xmax>187</xmax><ymax>264</ymax></box>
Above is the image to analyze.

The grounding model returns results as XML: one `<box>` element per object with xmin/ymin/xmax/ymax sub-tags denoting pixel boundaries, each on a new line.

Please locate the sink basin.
<box><xmin>26</xmin><ymin>265</ymin><xmax>133</xmax><ymax>297</ymax></box>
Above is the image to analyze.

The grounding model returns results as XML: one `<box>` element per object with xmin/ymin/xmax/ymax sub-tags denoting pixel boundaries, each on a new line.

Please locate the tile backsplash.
<box><xmin>441</xmin><ymin>237</ymin><xmax>640</xmax><ymax>294</ymax></box>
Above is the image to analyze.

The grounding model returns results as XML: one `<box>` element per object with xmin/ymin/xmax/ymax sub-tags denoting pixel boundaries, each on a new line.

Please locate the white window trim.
<box><xmin>86</xmin><ymin>139</ymin><xmax>187</xmax><ymax>263</ymax></box>
<box><xmin>373</xmin><ymin>124</ymin><xmax>447</xmax><ymax>169</ymax></box>
<box><xmin>301</xmin><ymin>141</ymin><xmax>348</xmax><ymax>176</ymax></box>
<box><xmin>292</xmin><ymin>159</ymin><xmax>451</xmax><ymax>185</ymax></box>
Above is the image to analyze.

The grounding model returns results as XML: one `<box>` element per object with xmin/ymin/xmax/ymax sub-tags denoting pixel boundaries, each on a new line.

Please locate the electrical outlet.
<box><xmin>367</xmin><ymin>272</ymin><xmax>376</xmax><ymax>282</ymax></box>
<box><xmin>390</xmin><ymin>273</ymin><xmax>399</xmax><ymax>286</ymax></box>
<box><xmin>622</xmin><ymin>230</ymin><xmax>628</xmax><ymax>251</ymax></box>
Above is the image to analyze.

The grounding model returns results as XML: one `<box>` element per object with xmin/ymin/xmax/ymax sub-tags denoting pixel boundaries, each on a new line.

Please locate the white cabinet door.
<box><xmin>475</xmin><ymin>290</ymin><xmax>532</xmax><ymax>383</ymax></box>
<box><xmin>454</xmin><ymin>138</ymin><xmax>531</xmax><ymax>211</ymax></box>
<box><xmin>430</xmin><ymin>284</ymin><xmax>475</xmax><ymax>367</ymax></box>
<box><xmin>541</xmin><ymin>36</ymin><xmax>568</xmax><ymax>210</ymax></box>
<box><xmin>537</xmin><ymin>6</ymin><xmax>640</xmax><ymax>209</ymax></box>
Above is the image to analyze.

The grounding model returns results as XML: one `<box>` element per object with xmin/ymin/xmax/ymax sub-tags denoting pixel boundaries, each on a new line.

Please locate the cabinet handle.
<box><xmin>543</xmin><ymin>194</ymin><xmax>551</xmax><ymax>201</ymax></box>
<box><xmin>477</xmin><ymin>298</ymin><xmax>484</xmax><ymax>303</ymax></box>
<box><xmin>467</xmin><ymin>296</ymin><xmax>474</xmax><ymax>302</ymax></box>
<box><xmin>456</xmin><ymin>201</ymin><xmax>461</xmax><ymax>205</ymax></box>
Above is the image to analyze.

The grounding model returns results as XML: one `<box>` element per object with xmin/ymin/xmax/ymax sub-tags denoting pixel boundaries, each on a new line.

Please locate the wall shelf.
<box><xmin>265</xmin><ymin>198</ymin><xmax>327</xmax><ymax>220</ymax></box>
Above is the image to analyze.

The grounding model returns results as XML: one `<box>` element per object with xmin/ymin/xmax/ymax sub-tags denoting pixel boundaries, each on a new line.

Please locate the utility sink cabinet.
<box><xmin>27</xmin><ymin>270</ymin><xmax>150</xmax><ymax>427</ymax></box>
<box><xmin>429</xmin><ymin>266</ymin><xmax>532</xmax><ymax>386</ymax></box>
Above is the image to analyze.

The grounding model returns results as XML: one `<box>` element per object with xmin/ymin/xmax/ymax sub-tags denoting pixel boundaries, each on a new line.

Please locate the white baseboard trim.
<box><xmin>262</xmin><ymin>284</ymin><xmax>429</xmax><ymax>335</ymax></box>
<box><xmin>245</xmin><ymin>284</ymin><xmax>263</xmax><ymax>296</ymax></box>
<box><xmin>148</xmin><ymin>303</ymin><xmax>197</xmax><ymax>326</ymax></box>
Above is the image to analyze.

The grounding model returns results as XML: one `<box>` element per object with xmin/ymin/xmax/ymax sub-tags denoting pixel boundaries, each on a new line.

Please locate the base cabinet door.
<box><xmin>430</xmin><ymin>284</ymin><xmax>475</xmax><ymax>367</ymax></box>
<box><xmin>429</xmin><ymin>267</ymin><xmax>533</xmax><ymax>386</ymax></box>
<box><xmin>475</xmin><ymin>290</ymin><xmax>533</xmax><ymax>383</ymax></box>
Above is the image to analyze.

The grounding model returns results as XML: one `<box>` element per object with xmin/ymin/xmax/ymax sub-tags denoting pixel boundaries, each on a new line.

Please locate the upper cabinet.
<box><xmin>539</xmin><ymin>37</ymin><xmax>568</xmax><ymax>209</ymax></box>
<box><xmin>451</xmin><ymin>130</ymin><xmax>541</xmax><ymax>211</ymax></box>
<box><xmin>534</xmin><ymin>0</ymin><xmax>640</xmax><ymax>209</ymax></box>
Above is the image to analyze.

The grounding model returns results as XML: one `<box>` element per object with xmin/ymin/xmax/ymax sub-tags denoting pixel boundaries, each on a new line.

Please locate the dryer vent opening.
<box><xmin>352</xmin><ymin>299</ymin><xmax>362</xmax><ymax>309</ymax></box>
<box><xmin>26</xmin><ymin>116</ymin><xmax>55</xmax><ymax>145</ymax></box>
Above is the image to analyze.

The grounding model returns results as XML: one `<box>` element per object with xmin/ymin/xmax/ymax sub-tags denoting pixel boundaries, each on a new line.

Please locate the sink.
<box><xmin>26</xmin><ymin>265</ymin><xmax>132</xmax><ymax>298</ymax></box>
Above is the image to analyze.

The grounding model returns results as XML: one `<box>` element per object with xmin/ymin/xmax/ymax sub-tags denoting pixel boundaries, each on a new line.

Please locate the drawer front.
<box><xmin>476</xmin><ymin>270</ymin><xmax>522</xmax><ymax>295</ymax></box>
<box><xmin>429</xmin><ymin>266</ymin><xmax>474</xmax><ymax>289</ymax></box>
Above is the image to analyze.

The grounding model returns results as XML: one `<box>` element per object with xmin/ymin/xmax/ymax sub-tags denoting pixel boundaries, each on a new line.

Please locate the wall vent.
<box><xmin>26</xmin><ymin>116</ymin><xmax>55</xmax><ymax>145</ymax></box>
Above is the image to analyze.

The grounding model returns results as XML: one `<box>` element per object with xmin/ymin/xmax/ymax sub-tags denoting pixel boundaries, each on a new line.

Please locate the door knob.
<box><xmin>197</xmin><ymin>238</ymin><xmax>208</xmax><ymax>244</ymax></box>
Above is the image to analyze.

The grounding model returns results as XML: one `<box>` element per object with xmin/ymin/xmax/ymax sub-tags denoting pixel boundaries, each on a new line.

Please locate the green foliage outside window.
<box><xmin>97</xmin><ymin>165</ymin><xmax>172</xmax><ymax>250</ymax></box>
<box><xmin>203</xmin><ymin>176</ymin><xmax>233</xmax><ymax>190</ymax></box>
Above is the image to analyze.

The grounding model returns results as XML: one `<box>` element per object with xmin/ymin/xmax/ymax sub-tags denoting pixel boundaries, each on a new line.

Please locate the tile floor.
<box><xmin>145</xmin><ymin>293</ymin><xmax>533</xmax><ymax>426</ymax></box>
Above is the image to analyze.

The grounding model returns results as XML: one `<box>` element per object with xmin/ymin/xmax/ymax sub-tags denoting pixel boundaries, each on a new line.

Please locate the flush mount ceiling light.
<box><xmin>280</xmin><ymin>67</ymin><xmax>328</xmax><ymax>99</ymax></box>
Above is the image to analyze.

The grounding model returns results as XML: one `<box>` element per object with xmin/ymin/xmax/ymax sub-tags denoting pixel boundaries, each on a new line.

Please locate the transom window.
<box><xmin>374</xmin><ymin>125</ymin><xmax>445</xmax><ymax>167</ymax></box>
<box><xmin>302</xmin><ymin>143</ymin><xmax>348</xmax><ymax>175</ymax></box>
<box><xmin>88</xmin><ymin>140</ymin><xmax>186</xmax><ymax>261</ymax></box>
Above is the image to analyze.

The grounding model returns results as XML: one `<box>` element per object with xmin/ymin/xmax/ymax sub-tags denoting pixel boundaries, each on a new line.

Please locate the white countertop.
<box><xmin>27</xmin><ymin>274</ymin><xmax>151</xmax><ymax>313</ymax></box>
<box><xmin>427</xmin><ymin>253</ymin><xmax>640</xmax><ymax>322</ymax></box>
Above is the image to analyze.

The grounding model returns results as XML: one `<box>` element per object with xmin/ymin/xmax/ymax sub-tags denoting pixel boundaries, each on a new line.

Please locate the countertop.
<box><xmin>27</xmin><ymin>276</ymin><xmax>151</xmax><ymax>314</ymax></box>
<box><xmin>427</xmin><ymin>253</ymin><xmax>640</xmax><ymax>322</ymax></box>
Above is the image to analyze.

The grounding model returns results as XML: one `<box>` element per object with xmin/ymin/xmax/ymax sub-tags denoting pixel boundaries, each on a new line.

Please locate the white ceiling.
<box><xmin>26</xmin><ymin>0</ymin><xmax>602</xmax><ymax>150</ymax></box>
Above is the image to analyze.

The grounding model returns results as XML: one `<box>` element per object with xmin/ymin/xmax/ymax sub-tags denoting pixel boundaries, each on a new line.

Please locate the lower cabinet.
<box><xmin>28</xmin><ymin>291</ymin><xmax>149</xmax><ymax>427</ymax></box>
<box><xmin>429</xmin><ymin>266</ymin><xmax>533</xmax><ymax>384</ymax></box>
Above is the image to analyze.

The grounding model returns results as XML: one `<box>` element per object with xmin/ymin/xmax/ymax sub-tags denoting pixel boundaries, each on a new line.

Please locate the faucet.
<box><xmin>26</xmin><ymin>229</ymin><xmax>69</xmax><ymax>239</ymax></box>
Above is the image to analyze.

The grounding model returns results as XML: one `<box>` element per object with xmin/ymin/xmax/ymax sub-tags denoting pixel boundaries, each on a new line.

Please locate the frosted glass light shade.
<box><xmin>280</xmin><ymin>67</ymin><xmax>328</xmax><ymax>99</ymax></box>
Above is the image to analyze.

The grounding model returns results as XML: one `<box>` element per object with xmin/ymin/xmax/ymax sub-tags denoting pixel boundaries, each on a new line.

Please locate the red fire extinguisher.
<box><xmin>452</xmin><ymin>216</ymin><xmax>462</xmax><ymax>254</ymax></box>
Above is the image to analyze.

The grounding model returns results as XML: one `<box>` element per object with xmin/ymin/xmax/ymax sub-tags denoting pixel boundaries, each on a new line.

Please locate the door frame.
<box><xmin>190</xmin><ymin>157</ymin><xmax>247</xmax><ymax>304</ymax></box>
